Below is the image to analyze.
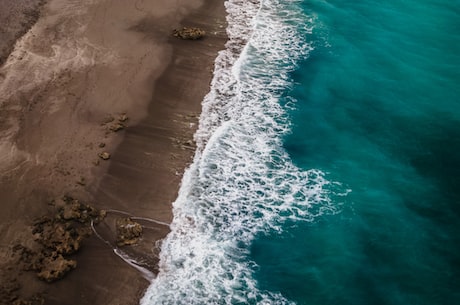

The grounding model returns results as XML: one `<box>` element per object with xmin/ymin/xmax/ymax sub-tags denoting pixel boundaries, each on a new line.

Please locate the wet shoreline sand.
<box><xmin>0</xmin><ymin>0</ymin><xmax>227</xmax><ymax>304</ymax></box>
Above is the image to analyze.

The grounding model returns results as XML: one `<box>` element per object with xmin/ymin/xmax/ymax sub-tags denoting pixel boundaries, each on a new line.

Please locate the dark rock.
<box><xmin>98</xmin><ymin>152</ymin><xmax>110</xmax><ymax>160</ymax></box>
<box><xmin>16</xmin><ymin>196</ymin><xmax>106</xmax><ymax>282</ymax></box>
<box><xmin>173</xmin><ymin>27</ymin><xmax>206</xmax><ymax>40</ymax></box>
<box><xmin>56</xmin><ymin>198</ymin><xmax>103</xmax><ymax>223</ymax></box>
<box><xmin>38</xmin><ymin>223</ymin><xmax>84</xmax><ymax>255</ymax></box>
<box><xmin>36</xmin><ymin>255</ymin><xmax>77</xmax><ymax>283</ymax></box>
<box><xmin>116</xmin><ymin>218</ymin><xmax>143</xmax><ymax>246</ymax></box>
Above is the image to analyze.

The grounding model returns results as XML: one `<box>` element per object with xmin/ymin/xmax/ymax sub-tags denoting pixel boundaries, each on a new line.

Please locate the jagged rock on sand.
<box><xmin>173</xmin><ymin>27</ymin><xmax>206</xmax><ymax>40</ymax></box>
<box><xmin>15</xmin><ymin>196</ymin><xmax>106</xmax><ymax>282</ymax></box>
<box><xmin>98</xmin><ymin>152</ymin><xmax>111</xmax><ymax>160</ymax></box>
<box><xmin>37</xmin><ymin>255</ymin><xmax>77</xmax><ymax>283</ymax></box>
<box><xmin>36</xmin><ymin>222</ymin><xmax>86</xmax><ymax>255</ymax></box>
<box><xmin>116</xmin><ymin>217</ymin><xmax>143</xmax><ymax>246</ymax></box>
<box><xmin>56</xmin><ymin>197</ymin><xmax>105</xmax><ymax>223</ymax></box>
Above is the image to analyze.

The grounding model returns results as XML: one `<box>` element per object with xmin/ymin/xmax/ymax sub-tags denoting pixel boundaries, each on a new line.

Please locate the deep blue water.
<box><xmin>251</xmin><ymin>0</ymin><xmax>460</xmax><ymax>304</ymax></box>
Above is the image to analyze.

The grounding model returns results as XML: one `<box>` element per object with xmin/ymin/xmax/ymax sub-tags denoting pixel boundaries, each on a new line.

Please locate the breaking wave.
<box><xmin>141</xmin><ymin>0</ymin><xmax>339</xmax><ymax>304</ymax></box>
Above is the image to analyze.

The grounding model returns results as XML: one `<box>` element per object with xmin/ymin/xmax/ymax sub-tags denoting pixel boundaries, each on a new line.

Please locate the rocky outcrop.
<box><xmin>173</xmin><ymin>27</ymin><xmax>206</xmax><ymax>40</ymax></box>
<box><xmin>116</xmin><ymin>217</ymin><xmax>143</xmax><ymax>246</ymax></box>
<box><xmin>57</xmin><ymin>196</ymin><xmax>106</xmax><ymax>223</ymax></box>
<box><xmin>15</xmin><ymin>196</ymin><xmax>106</xmax><ymax>282</ymax></box>
<box><xmin>36</xmin><ymin>255</ymin><xmax>77</xmax><ymax>283</ymax></box>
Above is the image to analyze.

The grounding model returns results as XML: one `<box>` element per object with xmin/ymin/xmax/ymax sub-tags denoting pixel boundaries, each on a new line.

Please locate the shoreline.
<box><xmin>0</xmin><ymin>0</ymin><xmax>227</xmax><ymax>304</ymax></box>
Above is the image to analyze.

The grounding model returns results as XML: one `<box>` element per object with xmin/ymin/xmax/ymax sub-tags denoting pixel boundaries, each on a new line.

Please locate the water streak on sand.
<box><xmin>90</xmin><ymin>220</ymin><xmax>156</xmax><ymax>281</ymax></box>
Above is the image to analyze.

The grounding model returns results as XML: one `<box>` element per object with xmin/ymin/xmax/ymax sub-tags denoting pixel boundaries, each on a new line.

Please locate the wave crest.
<box><xmin>141</xmin><ymin>1</ymin><xmax>337</xmax><ymax>304</ymax></box>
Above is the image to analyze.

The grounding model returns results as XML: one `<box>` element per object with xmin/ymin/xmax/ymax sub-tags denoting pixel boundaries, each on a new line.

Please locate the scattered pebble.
<box><xmin>98</xmin><ymin>152</ymin><xmax>110</xmax><ymax>160</ymax></box>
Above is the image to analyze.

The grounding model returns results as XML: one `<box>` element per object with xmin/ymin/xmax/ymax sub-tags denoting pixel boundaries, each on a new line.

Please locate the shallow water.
<box><xmin>142</xmin><ymin>0</ymin><xmax>460</xmax><ymax>304</ymax></box>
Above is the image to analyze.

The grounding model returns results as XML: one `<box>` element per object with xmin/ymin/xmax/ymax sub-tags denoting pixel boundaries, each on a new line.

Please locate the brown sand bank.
<box><xmin>0</xmin><ymin>0</ymin><xmax>227</xmax><ymax>304</ymax></box>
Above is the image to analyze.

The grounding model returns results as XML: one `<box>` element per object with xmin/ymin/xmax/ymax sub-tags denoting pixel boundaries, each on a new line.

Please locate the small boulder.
<box><xmin>173</xmin><ymin>27</ymin><xmax>206</xmax><ymax>40</ymax></box>
<box><xmin>116</xmin><ymin>218</ymin><xmax>143</xmax><ymax>246</ymax></box>
<box><xmin>98</xmin><ymin>152</ymin><xmax>110</xmax><ymax>160</ymax></box>
<box><xmin>37</xmin><ymin>255</ymin><xmax>77</xmax><ymax>282</ymax></box>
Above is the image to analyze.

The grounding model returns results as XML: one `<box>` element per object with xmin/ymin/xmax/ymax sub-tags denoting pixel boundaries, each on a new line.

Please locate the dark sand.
<box><xmin>0</xmin><ymin>0</ymin><xmax>227</xmax><ymax>304</ymax></box>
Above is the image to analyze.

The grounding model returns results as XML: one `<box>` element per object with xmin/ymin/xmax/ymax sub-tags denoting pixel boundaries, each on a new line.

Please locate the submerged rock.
<box><xmin>116</xmin><ymin>217</ymin><xmax>143</xmax><ymax>246</ymax></box>
<box><xmin>173</xmin><ymin>27</ymin><xmax>206</xmax><ymax>40</ymax></box>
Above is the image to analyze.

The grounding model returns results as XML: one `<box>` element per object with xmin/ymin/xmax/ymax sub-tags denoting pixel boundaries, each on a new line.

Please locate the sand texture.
<box><xmin>0</xmin><ymin>0</ymin><xmax>227</xmax><ymax>303</ymax></box>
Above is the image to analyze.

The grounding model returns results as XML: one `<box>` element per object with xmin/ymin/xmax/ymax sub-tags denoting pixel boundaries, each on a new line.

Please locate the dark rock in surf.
<box><xmin>116</xmin><ymin>217</ymin><xmax>143</xmax><ymax>246</ymax></box>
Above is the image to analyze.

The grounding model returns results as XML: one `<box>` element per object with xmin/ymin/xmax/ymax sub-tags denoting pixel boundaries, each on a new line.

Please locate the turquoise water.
<box><xmin>141</xmin><ymin>0</ymin><xmax>459</xmax><ymax>304</ymax></box>
<box><xmin>252</xmin><ymin>0</ymin><xmax>460</xmax><ymax>304</ymax></box>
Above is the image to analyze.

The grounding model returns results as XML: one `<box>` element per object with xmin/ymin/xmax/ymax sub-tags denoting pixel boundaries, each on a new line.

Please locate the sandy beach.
<box><xmin>0</xmin><ymin>0</ymin><xmax>227</xmax><ymax>304</ymax></box>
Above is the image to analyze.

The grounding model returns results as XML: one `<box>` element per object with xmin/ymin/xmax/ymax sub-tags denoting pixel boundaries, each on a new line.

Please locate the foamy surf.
<box><xmin>141</xmin><ymin>0</ymin><xmax>338</xmax><ymax>304</ymax></box>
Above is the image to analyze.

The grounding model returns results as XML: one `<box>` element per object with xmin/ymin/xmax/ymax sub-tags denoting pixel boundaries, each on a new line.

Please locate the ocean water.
<box><xmin>141</xmin><ymin>0</ymin><xmax>460</xmax><ymax>304</ymax></box>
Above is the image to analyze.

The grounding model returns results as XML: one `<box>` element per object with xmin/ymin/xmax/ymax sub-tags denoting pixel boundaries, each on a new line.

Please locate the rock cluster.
<box><xmin>116</xmin><ymin>217</ymin><xmax>143</xmax><ymax>246</ymax></box>
<box><xmin>104</xmin><ymin>113</ymin><xmax>128</xmax><ymax>133</ymax></box>
<box><xmin>97</xmin><ymin>113</ymin><xmax>129</xmax><ymax>161</ymax></box>
<box><xmin>15</xmin><ymin>196</ymin><xmax>106</xmax><ymax>283</ymax></box>
<box><xmin>173</xmin><ymin>27</ymin><xmax>206</xmax><ymax>40</ymax></box>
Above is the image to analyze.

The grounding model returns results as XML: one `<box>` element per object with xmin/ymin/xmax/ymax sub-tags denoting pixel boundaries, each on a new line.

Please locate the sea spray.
<box><xmin>141</xmin><ymin>0</ymin><xmax>338</xmax><ymax>303</ymax></box>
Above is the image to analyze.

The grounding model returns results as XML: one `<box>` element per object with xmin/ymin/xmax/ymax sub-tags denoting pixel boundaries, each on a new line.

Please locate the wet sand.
<box><xmin>0</xmin><ymin>0</ymin><xmax>227</xmax><ymax>304</ymax></box>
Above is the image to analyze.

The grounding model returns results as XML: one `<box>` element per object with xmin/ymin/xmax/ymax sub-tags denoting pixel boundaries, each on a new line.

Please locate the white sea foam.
<box><xmin>141</xmin><ymin>0</ymin><xmax>337</xmax><ymax>304</ymax></box>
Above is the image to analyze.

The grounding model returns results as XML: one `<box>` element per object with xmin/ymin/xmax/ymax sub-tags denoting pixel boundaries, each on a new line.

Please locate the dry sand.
<box><xmin>0</xmin><ymin>0</ymin><xmax>227</xmax><ymax>304</ymax></box>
